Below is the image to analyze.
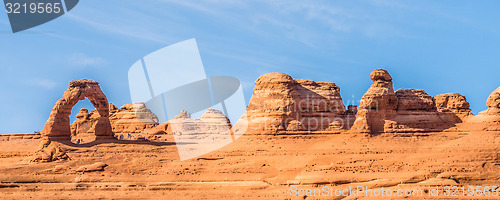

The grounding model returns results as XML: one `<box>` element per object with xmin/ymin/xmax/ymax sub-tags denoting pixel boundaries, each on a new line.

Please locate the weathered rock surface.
<box><xmin>149</xmin><ymin>109</ymin><xmax>232</xmax><ymax>136</ymax></box>
<box><xmin>29</xmin><ymin>138</ymin><xmax>69</xmax><ymax>163</ymax></box>
<box><xmin>145</xmin><ymin>109</ymin><xmax>235</xmax><ymax>160</ymax></box>
<box><xmin>386</xmin><ymin>89</ymin><xmax>461</xmax><ymax>133</ymax></box>
<box><xmin>464</xmin><ymin>86</ymin><xmax>500</xmax><ymax>131</ymax></box>
<box><xmin>245</xmin><ymin>72</ymin><xmax>354</xmax><ymax>134</ymax></box>
<box><xmin>41</xmin><ymin>80</ymin><xmax>113</xmax><ymax>140</ymax></box>
<box><xmin>76</xmin><ymin>162</ymin><xmax>108</xmax><ymax>173</ymax></box>
<box><xmin>352</xmin><ymin>69</ymin><xmax>464</xmax><ymax>134</ymax></box>
<box><xmin>480</xmin><ymin>86</ymin><xmax>500</xmax><ymax>115</ymax></box>
<box><xmin>71</xmin><ymin>103</ymin><xmax>158</xmax><ymax>139</ymax></box>
<box><xmin>434</xmin><ymin>93</ymin><xmax>472</xmax><ymax>120</ymax></box>
<box><xmin>0</xmin><ymin>133</ymin><xmax>41</xmax><ymax>141</ymax></box>
<box><xmin>70</xmin><ymin>108</ymin><xmax>94</xmax><ymax>136</ymax></box>
<box><xmin>351</xmin><ymin>69</ymin><xmax>398</xmax><ymax>133</ymax></box>
<box><xmin>109</xmin><ymin>103</ymin><xmax>158</xmax><ymax>135</ymax></box>
<box><xmin>396</xmin><ymin>89</ymin><xmax>436</xmax><ymax>111</ymax></box>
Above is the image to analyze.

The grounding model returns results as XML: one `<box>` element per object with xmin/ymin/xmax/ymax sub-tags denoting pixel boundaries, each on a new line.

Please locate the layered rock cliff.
<box><xmin>245</xmin><ymin>72</ymin><xmax>355</xmax><ymax>134</ymax></box>
<box><xmin>434</xmin><ymin>93</ymin><xmax>472</xmax><ymax>120</ymax></box>
<box><xmin>109</xmin><ymin>103</ymin><xmax>158</xmax><ymax>134</ymax></box>
<box><xmin>385</xmin><ymin>89</ymin><xmax>461</xmax><ymax>133</ymax></box>
<box><xmin>351</xmin><ymin>69</ymin><xmax>467</xmax><ymax>134</ymax></box>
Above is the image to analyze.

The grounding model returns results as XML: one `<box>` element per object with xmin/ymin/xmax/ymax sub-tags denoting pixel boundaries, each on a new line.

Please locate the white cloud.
<box><xmin>69</xmin><ymin>53</ymin><xmax>106</xmax><ymax>67</ymax></box>
<box><xmin>29</xmin><ymin>79</ymin><xmax>58</xmax><ymax>89</ymax></box>
<box><xmin>65</xmin><ymin>10</ymin><xmax>170</xmax><ymax>44</ymax></box>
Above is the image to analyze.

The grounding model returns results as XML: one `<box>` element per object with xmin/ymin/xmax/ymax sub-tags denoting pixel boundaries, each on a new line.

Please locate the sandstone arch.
<box><xmin>41</xmin><ymin>80</ymin><xmax>114</xmax><ymax>140</ymax></box>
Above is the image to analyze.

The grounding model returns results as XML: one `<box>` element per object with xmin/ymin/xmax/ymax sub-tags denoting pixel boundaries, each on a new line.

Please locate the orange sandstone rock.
<box><xmin>386</xmin><ymin>89</ymin><xmax>461</xmax><ymax>133</ymax></box>
<box><xmin>70</xmin><ymin>103</ymin><xmax>159</xmax><ymax>139</ymax></box>
<box><xmin>481</xmin><ymin>86</ymin><xmax>500</xmax><ymax>115</ymax></box>
<box><xmin>434</xmin><ymin>93</ymin><xmax>472</xmax><ymax>120</ymax></box>
<box><xmin>109</xmin><ymin>103</ymin><xmax>158</xmax><ymax>134</ymax></box>
<box><xmin>464</xmin><ymin>86</ymin><xmax>500</xmax><ymax>131</ymax></box>
<box><xmin>352</xmin><ymin>69</ymin><xmax>466</xmax><ymax>134</ymax></box>
<box><xmin>351</xmin><ymin>69</ymin><xmax>398</xmax><ymax>134</ymax></box>
<box><xmin>41</xmin><ymin>80</ymin><xmax>113</xmax><ymax>141</ymax></box>
<box><xmin>245</xmin><ymin>72</ymin><xmax>354</xmax><ymax>134</ymax></box>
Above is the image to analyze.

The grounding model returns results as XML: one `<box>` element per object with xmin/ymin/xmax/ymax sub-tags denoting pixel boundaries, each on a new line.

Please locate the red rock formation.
<box><xmin>70</xmin><ymin>103</ymin><xmax>159</xmax><ymax>139</ymax></box>
<box><xmin>41</xmin><ymin>80</ymin><xmax>113</xmax><ymax>140</ymax></box>
<box><xmin>351</xmin><ymin>69</ymin><xmax>464</xmax><ymax>134</ymax></box>
<box><xmin>29</xmin><ymin>138</ymin><xmax>69</xmax><ymax>162</ymax></box>
<box><xmin>245</xmin><ymin>72</ymin><xmax>354</xmax><ymax>134</ymax></box>
<box><xmin>351</xmin><ymin>69</ymin><xmax>398</xmax><ymax>134</ymax></box>
<box><xmin>145</xmin><ymin>109</ymin><xmax>232</xmax><ymax>138</ymax></box>
<box><xmin>464</xmin><ymin>86</ymin><xmax>500</xmax><ymax>131</ymax></box>
<box><xmin>70</xmin><ymin>108</ymin><xmax>93</xmax><ymax>136</ymax></box>
<box><xmin>167</xmin><ymin>109</ymin><xmax>232</xmax><ymax>135</ymax></box>
<box><xmin>396</xmin><ymin>89</ymin><xmax>436</xmax><ymax>111</ymax></box>
<box><xmin>434</xmin><ymin>93</ymin><xmax>472</xmax><ymax>120</ymax></box>
<box><xmin>480</xmin><ymin>86</ymin><xmax>500</xmax><ymax>115</ymax></box>
<box><xmin>144</xmin><ymin>109</ymin><xmax>235</xmax><ymax>160</ymax></box>
<box><xmin>109</xmin><ymin>103</ymin><xmax>158</xmax><ymax>135</ymax></box>
<box><xmin>385</xmin><ymin>89</ymin><xmax>461</xmax><ymax>133</ymax></box>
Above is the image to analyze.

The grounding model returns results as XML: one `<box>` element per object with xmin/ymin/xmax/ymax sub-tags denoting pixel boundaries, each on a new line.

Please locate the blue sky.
<box><xmin>1</xmin><ymin>0</ymin><xmax>499</xmax><ymax>133</ymax></box>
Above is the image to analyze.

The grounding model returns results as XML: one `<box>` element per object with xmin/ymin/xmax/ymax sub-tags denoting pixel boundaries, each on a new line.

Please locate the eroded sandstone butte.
<box><xmin>434</xmin><ymin>93</ymin><xmax>472</xmax><ymax>120</ymax></box>
<box><xmin>351</xmin><ymin>69</ymin><xmax>469</xmax><ymax>134</ymax></box>
<box><xmin>351</xmin><ymin>69</ymin><xmax>398</xmax><ymax>133</ymax></box>
<box><xmin>245</xmin><ymin>72</ymin><xmax>355</xmax><ymax>134</ymax></box>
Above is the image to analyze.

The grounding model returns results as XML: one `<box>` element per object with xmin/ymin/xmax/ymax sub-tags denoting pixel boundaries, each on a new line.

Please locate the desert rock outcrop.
<box><xmin>434</xmin><ymin>93</ymin><xmax>472</xmax><ymax>120</ymax></box>
<box><xmin>465</xmin><ymin>86</ymin><xmax>500</xmax><ymax>131</ymax></box>
<box><xmin>70</xmin><ymin>103</ymin><xmax>158</xmax><ymax>139</ymax></box>
<box><xmin>480</xmin><ymin>86</ymin><xmax>500</xmax><ymax>115</ymax></box>
<box><xmin>70</xmin><ymin>108</ymin><xmax>93</xmax><ymax>136</ymax></box>
<box><xmin>351</xmin><ymin>69</ymin><xmax>398</xmax><ymax>133</ymax></box>
<box><xmin>29</xmin><ymin>138</ymin><xmax>69</xmax><ymax>162</ymax></box>
<box><xmin>352</xmin><ymin>69</ymin><xmax>464</xmax><ymax>134</ymax></box>
<box><xmin>41</xmin><ymin>80</ymin><xmax>113</xmax><ymax>140</ymax></box>
<box><xmin>245</xmin><ymin>72</ymin><xmax>354</xmax><ymax>134</ymax></box>
<box><xmin>76</xmin><ymin>162</ymin><xmax>108</xmax><ymax>172</ymax></box>
<box><xmin>396</xmin><ymin>89</ymin><xmax>436</xmax><ymax>111</ymax></box>
<box><xmin>159</xmin><ymin>109</ymin><xmax>232</xmax><ymax>136</ymax></box>
<box><xmin>109</xmin><ymin>103</ymin><xmax>158</xmax><ymax>135</ymax></box>
<box><xmin>386</xmin><ymin>89</ymin><xmax>461</xmax><ymax>133</ymax></box>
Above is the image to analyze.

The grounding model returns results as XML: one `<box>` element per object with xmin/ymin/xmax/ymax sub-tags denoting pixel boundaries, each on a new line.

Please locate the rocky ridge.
<box><xmin>245</xmin><ymin>72</ymin><xmax>355</xmax><ymax>134</ymax></box>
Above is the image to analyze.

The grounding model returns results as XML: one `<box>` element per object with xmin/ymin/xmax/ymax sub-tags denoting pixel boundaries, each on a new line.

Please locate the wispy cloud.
<box><xmin>68</xmin><ymin>53</ymin><xmax>106</xmax><ymax>67</ymax></box>
<box><xmin>65</xmin><ymin>9</ymin><xmax>171</xmax><ymax>44</ymax></box>
<box><xmin>29</xmin><ymin>79</ymin><xmax>58</xmax><ymax>89</ymax></box>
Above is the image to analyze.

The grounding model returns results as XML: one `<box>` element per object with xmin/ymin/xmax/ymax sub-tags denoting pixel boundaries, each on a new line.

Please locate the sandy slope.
<box><xmin>0</xmin><ymin>130</ymin><xmax>499</xmax><ymax>199</ymax></box>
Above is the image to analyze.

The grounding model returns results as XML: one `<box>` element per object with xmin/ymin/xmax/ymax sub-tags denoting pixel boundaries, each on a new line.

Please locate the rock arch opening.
<box><xmin>70</xmin><ymin>99</ymin><xmax>100</xmax><ymax>144</ymax></box>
